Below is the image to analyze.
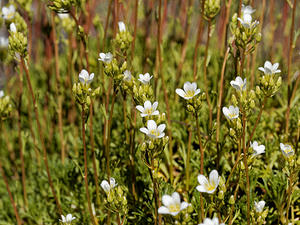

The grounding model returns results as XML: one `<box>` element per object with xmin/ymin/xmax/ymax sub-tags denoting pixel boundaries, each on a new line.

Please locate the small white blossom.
<box><xmin>60</xmin><ymin>214</ymin><xmax>76</xmax><ymax>224</ymax></box>
<box><xmin>10</xmin><ymin>23</ymin><xmax>17</xmax><ymax>33</ymax></box>
<box><xmin>280</xmin><ymin>143</ymin><xmax>294</xmax><ymax>157</ymax></box>
<box><xmin>136</xmin><ymin>100</ymin><xmax>159</xmax><ymax>117</ymax></box>
<box><xmin>230</xmin><ymin>76</ymin><xmax>246</xmax><ymax>91</ymax></box>
<box><xmin>254</xmin><ymin>200</ymin><xmax>266</xmax><ymax>213</ymax></box>
<box><xmin>222</xmin><ymin>106</ymin><xmax>239</xmax><ymax>120</ymax></box>
<box><xmin>241</xmin><ymin>4</ymin><xmax>256</xmax><ymax>15</ymax></box>
<box><xmin>98</xmin><ymin>52</ymin><xmax>113</xmax><ymax>63</ymax></box>
<box><xmin>250</xmin><ymin>141</ymin><xmax>265</xmax><ymax>156</ymax></box>
<box><xmin>196</xmin><ymin>170</ymin><xmax>220</xmax><ymax>194</ymax></box>
<box><xmin>0</xmin><ymin>90</ymin><xmax>4</xmax><ymax>98</ymax></box>
<box><xmin>140</xmin><ymin>120</ymin><xmax>165</xmax><ymax>139</ymax></box>
<box><xmin>118</xmin><ymin>21</ymin><xmax>126</xmax><ymax>32</ymax></box>
<box><xmin>138</xmin><ymin>73</ymin><xmax>153</xmax><ymax>84</ymax></box>
<box><xmin>237</xmin><ymin>5</ymin><xmax>258</xmax><ymax>29</ymax></box>
<box><xmin>258</xmin><ymin>61</ymin><xmax>281</xmax><ymax>75</ymax></box>
<box><xmin>58</xmin><ymin>13</ymin><xmax>69</xmax><ymax>19</ymax></box>
<box><xmin>158</xmin><ymin>192</ymin><xmax>190</xmax><ymax>216</ymax></box>
<box><xmin>123</xmin><ymin>70</ymin><xmax>132</xmax><ymax>82</ymax></box>
<box><xmin>78</xmin><ymin>69</ymin><xmax>94</xmax><ymax>85</ymax></box>
<box><xmin>176</xmin><ymin>81</ymin><xmax>201</xmax><ymax>100</ymax></box>
<box><xmin>0</xmin><ymin>37</ymin><xmax>9</xmax><ymax>48</ymax></box>
<box><xmin>2</xmin><ymin>5</ymin><xmax>15</xmax><ymax>20</ymax></box>
<box><xmin>198</xmin><ymin>217</ymin><xmax>225</xmax><ymax>225</ymax></box>
<box><xmin>101</xmin><ymin>177</ymin><xmax>117</xmax><ymax>193</ymax></box>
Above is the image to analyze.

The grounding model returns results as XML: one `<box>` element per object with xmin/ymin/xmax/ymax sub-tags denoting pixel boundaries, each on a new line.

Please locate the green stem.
<box><xmin>186</xmin><ymin>126</ymin><xmax>192</xmax><ymax>192</ymax></box>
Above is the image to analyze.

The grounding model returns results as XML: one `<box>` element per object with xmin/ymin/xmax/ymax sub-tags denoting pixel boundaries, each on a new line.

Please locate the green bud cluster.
<box><xmin>8</xmin><ymin>31</ymin><xmax>27</xmax><ymax>59</ymax></box>
<box><xmin>0</xmin><ymin>95</ymin><xmax>13</xmax><ymax>120</ymax></box>
<box><xmin>104</xmin><ymin>185</ymin><xmax>128</xmax><ymax>216</ymax></box>
<box><xmin>48</xmin><ymin>0</ymin><xmax>77</xmax><ymax>13</ymax></box>
<box><xmin>203</xmin><ymin>0</ymin><xmax>221</xmax><ymax>21</ymax></box>
<box><xmin>72</xmin><ymin>82</ymin><xmax>100</xmax><ymax>112</ymax></box>
<box><xmin>184</xmin><ymin>93</ymin><xmax>206</xmax><ymax>114</ymax></box>
<box><xmin>227</xmin><ymin>118</ymin><xmax>243</xmax><ymax>140</ymax></box>
<box><xmin>257</xmin><ymin>74</ymin><xmax>281</xmax><ymax>98</ymax></box>
<box><xmin>55</xmin><ymin>14</ymin><xmax>76</xmax><ymax>33</ymax></box>
<box><xmin>104</xmin><ymin>59</ymin><xmax>127</xmax><ymax>85</ymax></box>
<box><xmin>115</xmin><ymin>30</ymin><xmax>133</xmax><ymax>53</ymax></box>
<box><xmin>141</xmin><ymin>136</ymin><xmax>169</xmax><ymax>160</ymax></box>
<box><xmin>230</xmin><ymin>13</ymin><xmax>261</xmax><ymax>54</ymax></box>
<box><xmin>12</xmin><ymin>13</ymin><xmax>28</xmax><ymax>35</ymax></box>
<box><xmin>234</xmin><ymin>90</ymin><xmax>256</xmax><ymax>117</ymax></box>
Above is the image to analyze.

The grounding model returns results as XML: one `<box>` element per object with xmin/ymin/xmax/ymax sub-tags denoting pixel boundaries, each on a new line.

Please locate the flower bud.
<box><xmin>229</xmin><ymin>195</ymin><xmax>235</xmax><ymax>204</ymax></box>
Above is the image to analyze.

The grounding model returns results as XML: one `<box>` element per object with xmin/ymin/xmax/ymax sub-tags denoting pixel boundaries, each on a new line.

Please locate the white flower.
<box><xmin>123</xmin><ymin>70</ymin><xmax>132</xmax><ymax>82</ymax></box>
<box><xmin>138</xmin><ymin>73</ymin><xmax>153</xmax><ymax>84</ymax></box>
<box><xmin>258</xmin><ymin>61</ymin><xmax>281</xmax><ymax>75</ymax></box>
<box><xmin>10</xmin><ymin>23</ymin><xmax>17</xmax><ymax>33</ymax></box>
<box><xmin>78</xmin><ymin>69</ymin><xmax>94</xmax><ymax>85</ymax></box>
<box><xmin>58</xmin><ymin>13</ymin><xmax>69</xmax><ymax>19</ymax></box>
<box><xmin>176</xmin><ymin>82</ymin><xmax>201</xmax><ymax>100</ymax></box>
<box><xmin>118</xmin><ymin>21</ymin><xmax>126</xmax><ymax>32</ymax></box>
<box><xmin>2</xmin><ymin>5</ymin><xmax>15</xmax><ymax>20</ymax></box>
<box><xmin>237</xmin><ymin>5</ymin><xmax>258</xmax><ymax>29</ymax></box>
<box><xmin>140</xmin><ymin>120</ymin><xmax>165</xmax><ymax>139</ymax></box>
<box><xmin>0</xmin><ymin>37</ymin><xmax>9</xmax><ymax>48</ymax></box>
<box><xmin>254</xmin><ymin>200</ymin><xmax>266</xmax><ymax>213</ymax></box>
<box><xmin>280</xmin><ymin>143</ymin><xmax>294</xmax><ymax>157</ymax></box>
<box><xmin>196</xmin><ymin>170</ymin><xmax>220</xmax><ymax>194</ymax></box>
<box><xmin>250</xmin><ymin>141</ymin><xmax>265</xmax><ymax>156</ymax></box>
<box><xmin>222</xmin><ymin>106</ymin><xmax>239</xmax><ymax>120</ymax></box>
<box><xmin>98</xmin><ymin>52</ymin><xmax>113</xmax><ymax>63</ymax></box>
<box><xmin>101</xmin><ymin>177</ymin><xmax>117</xmax><ymax>193</ymax></box>
<box><xmin>198</xmin><ymin>217</ymin><xmax>225</xmax><ymax>225</ymax></box>
<box><xmin>136</xmin><ymin>101</ymin><xmax>159</xmax><ymax>117</ymax></box>
<box><xmin>0</xmin><ymin>90</ymin><xmax>4</xmax><ymax>98</ymax></box>
<box><xmin>158</xmin><ymin>192</ymin><xmax>190</xmax><ymax>216</ymax></box>
<box><xmin>230</xmin><ymin>76</ymin><xmax>246</xmax><ymax>91</ymax></box>
<box><xmin>60</xmin><ymin>214</ymin><xmax>76</xmax><ymax>223</ymax></box>
<box><xmin>241</xmin><ymin>4</ymin><xmax>256</xmax><ymax>15</ymax></box>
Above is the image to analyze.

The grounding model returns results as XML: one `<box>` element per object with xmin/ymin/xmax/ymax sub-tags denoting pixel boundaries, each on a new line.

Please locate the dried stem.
<box><xmin>220</xmin><ymin>0</ymin><xmax>232</xmax><ymax>54</ymax></box>
<box><xmin>81</xmin><ymin>105</ymin><xmax>97</xmax><ymax>225</ymax></box>
<box><xmin>131</xmin><ymin>0</ymin><xmax>138</xmax><ymax>60</ymax></box>
<box><xmin>285</xmin><ymin>0</ymin><xmax>297</xmax><ymax>134</ymax></box>
<box><xmin>21</xmin><ymin>57</ymin><xmax>62</xmax><ymax>215</ymax></box>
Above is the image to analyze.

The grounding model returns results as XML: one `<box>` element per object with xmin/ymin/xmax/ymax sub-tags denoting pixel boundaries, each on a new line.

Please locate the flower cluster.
<box><xmin>0</xmin><ymin>90</ymin><xmax>12</xmax><ymax>120</ymax></box>
<box><xmin>114</xmin><ymin>21</ymin><xmax>133</xmax><ymax>51</ymax></box>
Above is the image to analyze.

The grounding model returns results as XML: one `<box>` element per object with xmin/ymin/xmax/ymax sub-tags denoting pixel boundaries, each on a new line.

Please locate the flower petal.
<box><xmin>158</xmin><ymin>206</ymin><xmax>170</xmax><ymax>214</ymax></box>
<box><xmin>171</xmin><ymin>192</ymin><xmax>180</xmax><ymax>204</ymax></box>
<box><xmin>162</xmin><ymin>195</ymin><xmax>173</xmax><ymax>207</ymax></box>
<box><xmin>136</xmin><ymin>105</ymin><xmax>144</xmax><ymax>113</ymax></box>
<box><xmin>176</xmin><ymin>89</ymin><xmax>186</xmax><ymax>98</ymax></box>
<box><xmin>147</xmin><ymin>120</ymin><xmax>157</xmax><ymax>130</ymax></box>
<box><xmin>139</xmin><ymin>127</ymin><xmax>148</xmax><ymax>135</ymax></box>
<box><xmin>197</xmin><ymin>175</ymin><xmax>208</xmax><ymax>185</ymax></box>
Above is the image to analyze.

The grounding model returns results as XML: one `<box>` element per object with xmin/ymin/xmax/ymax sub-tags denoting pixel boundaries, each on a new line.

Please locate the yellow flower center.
<box><xmin>205</xmin><ymin>181</ymin><xmax>216</xmax><ymax>192</ymax></box>
<box><xmin>168</xmin><ymin>203</ymin><xmax>180</xmax><ymax>213</ymax></box>
<box><xmin>228</xmin><ymin>113</ymin><xmax>236</xmax><ymax>119</ymax></box>
<box><xmin>7</xmin><ymin>12</ymin><xmax>14</xmax><ymax>19</ymax></box>
<box><xmin>150</xmin><ymin>129</ymin><xmax>159</xmax><ymax>137</ymax></box>
<box><xmin>184</xmin><ymin>90</ymin><xmax>195</xmax><ymax>98</ymax></box>
<box><xmin>145</xmin><ymin>108</ymin><xmax>153</xmax><ymax>115</ymax></box>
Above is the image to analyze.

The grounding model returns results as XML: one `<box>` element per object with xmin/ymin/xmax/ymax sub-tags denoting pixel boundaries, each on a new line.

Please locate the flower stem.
<box><xmin>285</xmin><ymin>0</ymin><xmax>297</xmax><ymax>134</ymax></box>
<box><xmin>286</xmin><ymin>167</ymin><xmax>294</xmax><ymax>224</ymax></box>
<box><xmin>216</xmin><ymin>48</ymin><xmax>230</xmax><ymax>168</ymax></box>
<box><xmin>51</xmin><ymin>12</ymin><xmax>65</xmax><ymax>164</ymax></box>
<box><xmin>203</xmin><ymin>20</ymin><xmax>213</xmax><ymax>129</ymax></box>
<box><xmin>21</xmin><ymin>57</ymin><xmax>62</xmax><ymax>215</ymax></box>
<box><xmin>242</xmin><ymin>114</ymin><xmax>250</xmax><ymax>225</ymax></box>
<box><xmin>81</xmin><ymin>104</ymin><xmax>97</xmax><ymax>225</ymax></box>
<box><xmin>89</xmin><ymin>101</ymin><xmax>101</xmax><ymax>207</ymax></box>
<box><xmin>0</xmin><ymin>161</ymin><xmax>22</xmax><ymax>225</ymax></box>
<box><xmin>186</xmin><ymin>126</ymin><xmax>192</xmax><ymax>192</ymax></box>
<box><xmin>195</xmin><ymin>113</ymin><xmax>205</xmax><ymax>220</ymax></box>
<box><xmin>17</xmin><ymin>63</ymin><xmax>28</xmax><ymax>208</ymax></box>
<box><xmin>157</xmin><ymin>0</ymin><xmax>173</xmax><ymax>185</ymax></box>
